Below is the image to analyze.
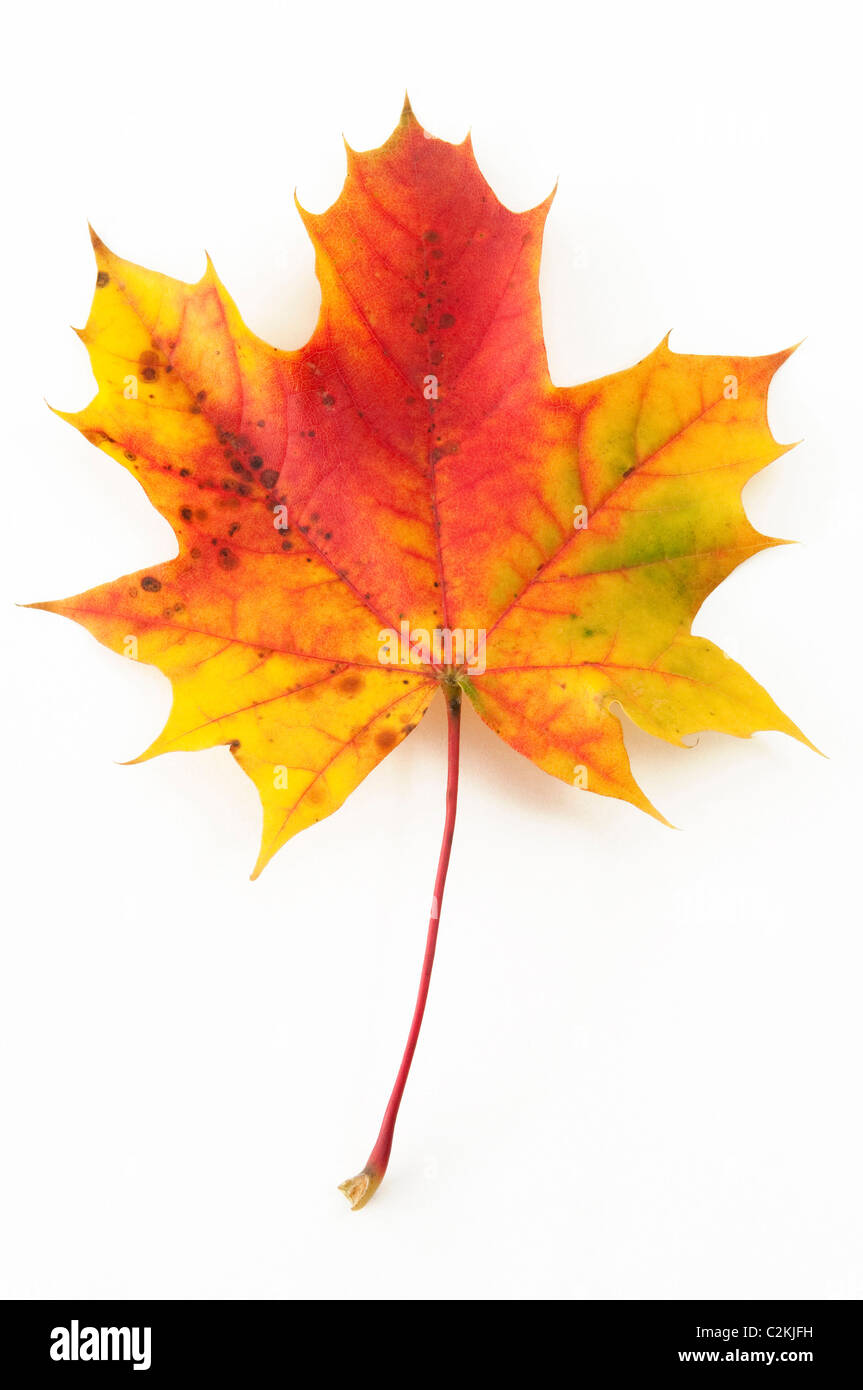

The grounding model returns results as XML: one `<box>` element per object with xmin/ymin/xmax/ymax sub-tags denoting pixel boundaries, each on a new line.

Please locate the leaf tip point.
<box><xmin>760</xmin><ymin>341</ymin><xmax>804</xmax><ymax>379</ymax></box>
<box><xmin>639</xmin><ymin>793</ymin><xmax>676</xmax><ymax>830</ymax></box>
<box><xmin>87</xmin><ymin>223</ymin><xmax>111</xmax><ymax>260</ymax></box>
<box><xmin>46</xmin><ymin>400</ymin><xmax>76</xmax><ymax>426</ymax></box>
<box><xmin>792</xmin><ymin>725</ymin><xmax>824</xmax><ymax>759</ymax></box>
<box><xmin>540</xmin><ymin>177</ymin><xmax>559</xmax><ymax>212</ymax></box>
<box><xmin>116</xmin><ymin>753</ymin><xmax>145</xmax><ymax>768</ymax></box>
<box><xmin>775</xmin><ymin>437</ymin><xmax>804</xmax><ymax>457</ymax></box>
<box><xmin>293</xmin><ymin>187</ymin><xmax>315</xmax><ymax>225</ymax></box>
<box><xmin>249</xmin><ymin>850</ymin><xmax>270</xmax><ymax>882</ymax></box>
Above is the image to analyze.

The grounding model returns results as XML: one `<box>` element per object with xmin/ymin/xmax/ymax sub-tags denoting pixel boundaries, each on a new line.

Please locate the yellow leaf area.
<box><xmin>34</xmin><ymin>99</ymin><xmax>810</xmax><ymax>874</ymax></box>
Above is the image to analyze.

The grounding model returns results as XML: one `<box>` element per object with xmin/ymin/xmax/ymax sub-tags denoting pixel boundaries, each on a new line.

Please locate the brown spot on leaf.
<box><xmin>430</xmin><ymin>440</ymin><xmax>460</xmax><ymax>464</ymax></box>
<box><xmin>339</xmin><ymin>673</ymin><xmax>365</xmax><ymax>695</ymax></box>
<box><xmin>139</xmin><ymin>349</ymin><xmax>160</xmax><ymax>382</ymax></box>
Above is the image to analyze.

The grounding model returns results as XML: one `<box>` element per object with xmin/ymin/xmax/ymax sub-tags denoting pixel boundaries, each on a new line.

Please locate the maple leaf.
<box><xmin>32</xmin><ymin>96</ymin><xmax>811</xmax><ymax>1209</ymax></box>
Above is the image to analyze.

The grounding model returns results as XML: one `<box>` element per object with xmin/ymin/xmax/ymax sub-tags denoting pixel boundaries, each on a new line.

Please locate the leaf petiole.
<box><xmin>339</xmin><ymin>679</ymin><xmax>462</xmax><ymax>1210</ymax></box>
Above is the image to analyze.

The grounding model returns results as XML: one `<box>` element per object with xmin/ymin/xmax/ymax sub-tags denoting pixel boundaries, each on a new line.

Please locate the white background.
<box><xmin>2</xmin><ymin>0</ymin><xmax>860</xmax><ymax>1299</ymax></box>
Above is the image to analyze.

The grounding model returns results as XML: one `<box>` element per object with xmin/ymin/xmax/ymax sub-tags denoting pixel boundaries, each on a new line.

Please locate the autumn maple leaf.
<box><xmin>32</xmin><ymin>97</ymin><xmax>811</xmax><ymax>1208</ymax></box>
